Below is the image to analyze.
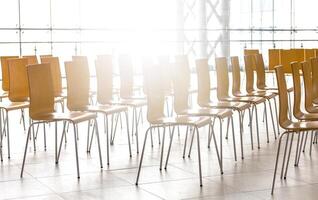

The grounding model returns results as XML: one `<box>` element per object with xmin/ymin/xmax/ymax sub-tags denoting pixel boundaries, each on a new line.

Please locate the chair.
<box><xmin>40</xmin><ymin>56</ymin><xmax>66</xmax><ymax>111</ymax></box>
<box><xmin>39</xmin><ymin>54</ymin><xmax>53</xmax><ymax>58</ymax></box>
<box><xmin>117</xmin><ymin>55</ymin><xmax>147</xmax><ymax>153</ymax></box>
<box><xmin>95</xmin><ymin>55</ymin><xmax>131</xmax><ymax>157</ymax></box>
<box><xmin>301</xmin><ymin>61</ymin><xmax>318</xmax><ymax>113</ymax></box>
<box><xmin>135</xmin><ymin>63</ymin><xmax>211</xmax><ymax>186</ymax></box>
<box><xmin>0</xmin><ymin>56</ymin><xmax>19</xmax><ymax>96</ymax></box>
<box><xmin>268</xmin><ymin>49</ymin><xmax>280</xmax><ymax>71</ymax></box>
<box><xmin>216</xmin><ymin>57</ymin><xmax>266</xmax><ymax>150</ymax></box>
<box><xmin>65</xmin><ymin>60</ymin><xmax>129</xmax><ymax>165</ymax></box>
<box><xmin>244</xmin><ymin>49</ymin><xmax>259</xmax><ymax>70</ymax></box>
<box><xmin>23</xmin><ymin>55</ymin><xmax>38</xmax><ymax>65</ymax></box>
<box><xmin>304</xmin><ymin>49</ymin><xmax>315</xmax><ymax>61</ymax></box>
<box><xmin>196</xmin><ymin>58</ymin><xmax>251</xmax><ymax>159</ymax></box>
<box><xmin>244</xmin><ymin>55</ymin><xmax>279</xmax><ymax>142</ymax></box>
<box><xmin>310</xmin><ymin>57</ymin><xmax>318</xmax><ymax>104</ymax></box>
<box><xmin>20</xmin><ymin>63</ymin><xmax>102</xmax><ymax>178</ymax></box>
<box><xmin>271</xmin><ymin>65</ymin><xmax>318</xmax><ymax>194</ymax></box>
<box><xmin>173</xmin><ymin>60</ymin><xmax>233</xmax><ymax>173</ymax></box>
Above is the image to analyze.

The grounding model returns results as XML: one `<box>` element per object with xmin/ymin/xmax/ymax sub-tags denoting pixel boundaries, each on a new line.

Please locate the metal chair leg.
<box><xmin>94</xmin><ymin>119</ymin><xmax>103</xmax><ymax>169</ymax></box>
<box><xmin>125</xmin><ymin>111</ymin><xmax>132</xmax><ymax>157</ymax></box>
<box><xmin>159</xmin><ymin>127</ymin><xmax>166</xmax><ymax>170</ymax></box>
<box><xmin>72</xmin><ymin>122</ymin><xmax>80</xmax><ymax>178</ymax></box>
<box><xmin>183</xmin><ymin>126</ymin><xmax>189</xmax><ymax>158</ymax></box>
<box><xmin>219</xmin><ymin>117</ymin><xmax>223</xmax><ymax>172</ymax></box>
<box><xmin>6</xmin><ymin>111</ymin><xmax>10</xmax><ymax>158</ymax></box>
<box><xmin>230</xmin><ymin>116</ymin><xmax>237</xmax><ymax>161</ymax></box>
<box><xmin>164</xmin><ymin>126</ymin><xmax>175</xmax><ymax>169</ymax></box>
<box><xmin>135</xmin><ymin>127</ymin><xmax>151</xmax><ymax>185</ymax></box>
<box><xmin>273</xmin><ymin>97</ymin><xmax>280</xmax><ymax>135</ymax></box>
<box><xmin>238</xmin><ymin>111</ymin><xmax>244</xmax><ymax>159</ymax></box>
<box><xmin>268</xmin><ymin>99</ymin><xmax>277</xmax><ymax>139</ymax></box>
<box><xmin>294</xmin><ymin>132</ymin><xmax>301</xmax><ymax>166</ymax></box>
<box><xmin>264</xmin><ymin>102</ymin><xmax>270</xmax><ymax>143</ymax></box>
<box><xmin>248</xmin><ymin>107</ymin><xmax>254</xmax><ymax>150</ymax></box>
<box><xmin>188</xmin><ymin>127</ymin><xmax>195</xmax><ymax>158</ymax></box>
<box><xmin>280</xmin><ymin>134</ymin><xmax>290</xmax><ymax>179</ymax></box>
<box><xmin>20</xmin><ymin>124</ymin><xmax>34</xmax><ymax>178</ymax></box>
<box><xmin>271</xmin><ymin>132</ymin><xmax>288</xmax><ymax>195</ymax></box>
<box><xmin>254</xmin><ymin>105</ymin><xmax>261</xmax><ymax>149</ymax></box>
<box><xmin>283</xmin><ymin>133</ymin><xmax>294</xmax><ymax>179</ymax></box>
<box><xmin>195</xmin><ymin>126</ymin><xmax>203</xmax><ymax>187</ymax></box>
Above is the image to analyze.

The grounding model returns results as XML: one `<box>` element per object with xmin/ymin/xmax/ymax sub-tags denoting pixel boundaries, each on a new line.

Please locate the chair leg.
<box><xmin>238</xmin><ymin>110</ymin><xmax>244</xmax><ymax>159</ymax></box>
<box><xmin>302</xmin><ymin>131</ymin><xmax>309</xmax><ymax>153</ymax></box>
<box><xmin>230</xmin><ymin>116</ymin><xmax>237</xmax><ymax>162</ymax></box>
<box><xmin>225</xmin><ymin>116</ymin><xmax>230</xmax><ymax>139</ymax></box>
<box><xmin>72</xmin><ymin>122</ymin><xmax>80</xmax><ymax>178</ymax></box>
<box><xmin>86</xmin><ymin>119</ymin><xmax>91</xmax><ymax>152</ymax></box>
<box><xmin>111</xmin><ymin>113</ymin><xmax>120</xmax><ymax>144</ymax></box>
<box><xmin>296</xmin><ymin>132</ymin><xmax>305</xmax><ymax>166</ymax></box>
<box><xmin>105</xmin><ymin>115</ymin><xmax>110</xmax><ymax>165</ymax></box>
<box><xmin>94</xmin><ymin>119</ymin><xmax>103</xmax><ymax>169</ymax></box>
<box><xmin>195</xmin><ymin>126</ymin><xmax>203</xmax><ymax>187</ymax></box>
<box><xmin>164</xmin><ymin>126</ymin><xmax>175</xmax><ymax>169</ymax></box>
<box><xmin>254</xmin><ymin>104</ymin><xmax>261</xmax><ymax>149</ymax></box>
<box><xmin>57</xmin><ymin>122</ymin><xmax>67</xmax><ymax>162</ymax></box>
<box><xmin>294</xmin><ymin>132</ymin><xmax>301</xmax><ymax>166</ymax></box>
<box><xmin>134</xmin><ymin>107</ymin><xmax>139</xmax><ymax>153</ymax></box>
<box><xmin>188</xmin><ymin>127</ymin><xmax>195</xmax><ymax>158</ymax></box>
<box><xmin>159</xmin><ymin>127</ymin><xmax>166</xmax><ymax>170</ymax></box>
<box><xmin>218</xmin><ymin>117</ymin><xmax>223</xmax><ymax>172</ymax></box>
<box><xmin>280</xmin><ymin>133</ymin><xmax>290</xmax><ymax>179</ymax></box>
<box><xmin>135</xmin><ymin>127</ymin><xmax>152</xmax><ymax>185</ymax></box>
<box><xmin>20</xmin><ymin>124</ymin><xmax>34</xmax><ymax>178</ymax></box>
<box><xmin>43</xmin><ymin>123</ymin><xmax>47</xmax><ymax>151</ymax></box>
<box><xmin>288</xmin><ymin>92</ymin><xmax>292</xmax><ymax>120</ymax></box>
<box><xmin>183</xmin><ymin>126</ymin><xmax>189</xmax><ymax>158</ymax></box>
<box><xmin>310</xmin><ymin>131</ymin><xmax>314</xmax><ymax>156</ymax></box>
<box><xmin>268</xmin><ymin>99</ymin><xmax>277</xmax><ymax>139</ymax></box>
<box><xmin>210</xmin><ymin>122</ymin><xmax>222</xmax><ymax>174</ymax></box>
<box><xmin>263</xmin><ymin>102</ymin><xmax>270</xmax><ymax>143</ymax></box>
<box><xmin>208</xmin><ymin>118</ymin><xmax>216</xmax><ymax>148</ymax></box>
<box><xmin>271</xmin><ymin>131</ymin><xmax>288</xmax><ymax>195</ymax></box>
<box><xmin>273</xmin><ymin>97</ymin><xmax>280</xmax><ymax>135</ymax></box>
<box><xmin>283</xmin><ymin>132</ymin><xmax>294</xmax><ymax>179</ymax></box>
<box><xmin>122</xmin><ymin>111</ymin><xmax>132</xmax><ymax>157</ymax></box>
<box><xmin>248</xmin><ymin>107</ymin><xmax>254</xmax><ymax>150</ymax></box>
<box><xmin>157</xmin><ymin>127</ymin><xmax>161</xmax><ymax>145</ymax></box>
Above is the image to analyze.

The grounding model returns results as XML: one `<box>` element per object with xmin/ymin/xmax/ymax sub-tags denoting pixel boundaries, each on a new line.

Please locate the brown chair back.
<box><xmin>215</xmin><ymin>57</ymin><xmax>230</xmax><ymax>100</ymax></box>
<box><xmin>40</xmin><ymin>56</ymin><xmax>63</xmax><ymax>96</ymax></box>
<box><xmin>64</xmin><ymin>60</ymin><xmax>90</xmax><ymax>110</ymax></box>
<box><xmin>275</xmin><ymin>65</ymin><xmax>291</xmax><ymax>128</ymax></box>
<box><xmin>27</xmin><ymin>63</ymin><xmax>55</xmax><ymax>119</ymax></box>
<box><xmin>268</xmin><ymin>49</ymin><xmax>280</xmax><ymax>70</ymax></box>
<box><xmin>291</xmin><ymin>62</ymin><xmax>302</xmax><ymax>117</ymax></box>
<box><xmin>118</xmin><ymin>55</ymin><xmax>134</xmax><ymax>99</ymax></box>
<box><xmin>8</xmin><ymin>58</ymin><xmax>29</xmax><ymax>102</ymax></box>
<box><xmin>1</xmin><ymin>56</ymin><xmax>19</xmax><ymax>91</ymax></box>
<box><xmin>195</xmin><ymin>58</ymin><xmax>211</xmax><ymax>106</ymax></box>
<box><xmin>244</xmin><ymin>55</ymin><xmax>256</xmax><ymax>92</ymax></box>
<box><xmin>23</xmin><ymin>55</ymin><xmax>38</xmax><ymax>65</ymax></box>
<box><xmin>254</xmin><ymin>54</ymin><xmax>267</xmax><ymax>89</ymax></box>
<box><xmin>173</xmin><ymin>61</ymin><xmax>190</xmax><ymax>114</ymax></box>
<box><xmin>310</xmin><ymin>57</ymin><xmax>318</xmax><ymax>101</ymax></box>
<box><xmin>95</xmin><ymin>55</ymin><xmax>113</xmax><ymax>104</ymax></box>
<box><xmin>300</xmin><ymin>61</ymin><xmax>314</xmax><ymax>111</ymax></box>
<box><xmin>230</xmin><ymin>56</ymin><xmax>242</xmax><ymax>95</ymax></box>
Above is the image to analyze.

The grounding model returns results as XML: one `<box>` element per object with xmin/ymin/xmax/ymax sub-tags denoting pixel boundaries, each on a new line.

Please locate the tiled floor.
<box><xmin>0</xmin><ymin>106</ymin><xmax>318</xmax><ymax>200</ymax></box>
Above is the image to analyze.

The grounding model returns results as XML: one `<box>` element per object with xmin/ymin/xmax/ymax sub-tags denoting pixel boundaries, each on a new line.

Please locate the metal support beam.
<box><xmin>197</xmin><ymin>0</ymin><xmax>207</xmax><ymax>58</ymax></box>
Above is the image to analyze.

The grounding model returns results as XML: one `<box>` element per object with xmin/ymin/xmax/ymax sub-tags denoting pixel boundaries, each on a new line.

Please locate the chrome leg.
<box><xmin>159</xmin><ymin>127</ymin><xmax>166</xmax><ymax>170</ymax></box>
<box><xmin>273</xmin><ymin>97</ymin><xmax>280</xmax><ymax>135</ymax></box>
<box><xmin>135</xmin><ymin>127</ymin><xmax>151</xmax><ymax>185</ymax></box>
<box><xmin>230</xmin><ymin>116</ymin><xmax>237</xmax><ymax>161</ymax></box>
<box><xmin>210</xmin><ymin>122</ymin><xmax>222</xmax><ymax>174</ymax></box>
<box><xmin>20</xmin><ymin>124</ymin><xmax>34</xmax><ymax>178</ymax></box>
<box><xmin>268</xmin><ymin>99</ymin><xmax>277</xmax><ymax>139</ymax></box>
<box><xmin>310</xmin><ymin>131</ymin><xmax>314</xmax><ymax>156</ymax></box>
<box><xmin>296</xmin><ymin>132</ymin><xmax>305</xmax><ymax>166</ymax></box>
<box><xmin>6</xmin><ymin>111</ymin><xmax>10</xmax><ymax>158</ymax></box>
<box><xmin>57</xmin><ymin>121</ymin><xmax>67</xmax><ymax>162</ymax></box>
<box><xmin>219</xmin><ymin>117</ymin><xmax>223</xmax><ymax>172</ymax></box>
<box><xmin>55</xmin><ymin>121</ymin><xmax>58</xmax><ymax>163</ymax></box>
<box><xmin>72</xmin><ymin>122</ymin><xmax>80</xmax><ymax>178</ymax></box>
<box><xmin>264</xmin><ymin>102</ymin><xmax>269</xmax><ymax>143</ymax></box>
<box><xmin>105</xmin><ymin>115</ymin><xmax>110</xmax><ymax>165</ymax></box>
<box><xmin>294</xmin><ymin>132</ymin><xmax>301</xmax><ymax>166</ymax></box>
<box><xmin>164</xmin><ymin>126</ymin><xmax>175</xmax><ymax>169</ymax></box>
<box><xmin>225</xmin><ymin>116</ymin><xmax>230</xmax><ymax>139</ymax></box>
<box><xmin>208</xmin><ymin>117</ymin><xmax>216</xmax><ymax>148</ymax></box>
<box><xmin>271</xmin><ymin>131</ymin><xmax>288</xmax><ymax>195</ymax></box>
<box><xmin>254</xmin><ymin>105</ymin><xmax>261</xmax><ymax>149</ymax></box>
<box><xmin>86</xmin><ymin>120</ymin><xmax>91</xmax><ymax>152</ymax></box>
<box><xmin>125</xmin><ymin>111</ymin><xmax>132</xmax><ymax>157</ymax></box>
<box><xmin>280</xmin><ymin>133</ymin><xmax>290</xmax><ymax>179</ymax></box>
<box><xmin>183</xmin><ymin>126</ymin><xmax>189</xmax><ymax>158</ymax></box>
<box><xmin>94</xmin><ymin>119</ymin><xmax>103</xmax><ymax>168</ymax></box>
<box><xmin>195</xmin><ymin>126</ymin><xmax>203</xmax><ymax>187</ymax></box>
<box><xmin>283</xmin><ymin>132</ymin><xmax>294</xmax><ymax>179</ymax></box>
<box><xmin>134</xmin><ymin>107</ymin><xmax>139</xmax><ymax>153</ymax></box>
<box><xmin>302</xmin><ymin>131</ymin><xmax>309</xmax><ymax>153</ymax></box>
<box><xmin>248</xmin><ymin>107</ymin><xmax>254</xmax><ymax>150</ymax></box>
<box><xmin>238</xmin><ymin>110</ymin><xmax>244</xmax><ymax>159</ymax></box>
<box><xmin>188</xmin><ymin>127</ymin><xmax>195</xmax><ymax>158</ymax></box>
<box><xmin>43</xmin><ymin>123</ymin><xmax>47</xmax><ymax>151</ymax></box>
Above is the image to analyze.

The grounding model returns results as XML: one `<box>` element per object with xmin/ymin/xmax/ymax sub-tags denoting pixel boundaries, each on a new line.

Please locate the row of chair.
<box><xmin>271</xmin><ymin>57</ymin><xmax>318</xmax><ymax>194</ymax></box>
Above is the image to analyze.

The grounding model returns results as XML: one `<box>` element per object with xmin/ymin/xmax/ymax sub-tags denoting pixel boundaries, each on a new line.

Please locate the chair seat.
<box><xmin>263</xmin><ymin>86</ymin><xmax>294</xmax><ymax>93</ymax></box>
<box><xmin>86</xmin><ymin>105</ymin><xmax>128</xmax><ymax>114</ymax></box>
<box><xmin>32</xmin><ymin>111</ymin><xmax>96</xmax><ymax>123</ymax></box>
<box><xmin>110</xmin><ymin>99</ymin><xmax>147</xmax><ymax>107</ymax></box>
<box><xmin>201</xmin><ymin>101</ymin><xmax>250</xmax><ymax>111</ymax></box>
<box><xmin>234</xmin><ymin>91</ymin><xmax>276</xmax><ymax>99</ymax></box>
<box><xmin>282</xmin><ymin>120</ymin><xmax>318</xmax><ymax>131</ymax></box>
<box><xmin>294</xmin><ymin>111</ymin><xmax>318</xmax><ymax>121</ymax></box>
<box><xmin>220</xmin><ymin>96</ymin><xmax>266</xmax><ymax>104</ymax></box>
<box><xmin>0</xmin><ymin>101</ymin><xmax>29</xmax><ymax>111</ymax></box>
<box><xmin>179</xmin><ymin>107</ymin><xmax>232</xmax><ymax>119</ymax></box>
<box><xmin>150</xmin><ymin>115</ymin><xmax>211</xmax><ymax>128</ymax></box>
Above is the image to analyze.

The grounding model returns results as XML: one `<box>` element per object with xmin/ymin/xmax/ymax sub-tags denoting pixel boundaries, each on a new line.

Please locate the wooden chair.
<box><xmin>173</xmin><ymin>60</ymin><xmax>233</xmax><ymax>173</ymax></box>
<box><xmin>136</xmin><ymin>63</ymin><xmax>211</xmax><ymax>186</ymax></box>
<box><xmin>310</xmin><ymin>57</ymin><xmax>318</xmax><ymax>104</ymax></box>
<box><xmin>23</xmin><ymin>55</ymin><xmax>38</xmax><ymax>65</ymax></box>
<box><xmin>20</xmin><ymin>63</ymin><xmax>102</xmax><ymax>178</ymax></box>
<box><xmin>65</xmin><ymin>60</ymin><xmax>129</xmax><ymax>165</ymax></box>
<box><xmin>271</xmin><ymin>65</ymin><xmax>318</xmax><ymax>194</ymax></box>
<box><xmin>196</xmin><ymin>58</ymin><xmax>251</xmax><ymax>159</ymax></box>
<box><xmin>216</xmin><ymin>57</ymin><xmax>266</xmax><ymax>150</ymax></box>
<box><xmin>0</xmin><ymin>56</ymin><xmax>19</xmax><ymax>97</ymax></box>
<box><xmin>244</xmin><ymin>55</ymin><xmax>278</xmax><ymax>142</ymax></box>
<box><xmin>301</xmin><ymin>61</ymin><xmax>318</xmax><ymax>113</ymax></box>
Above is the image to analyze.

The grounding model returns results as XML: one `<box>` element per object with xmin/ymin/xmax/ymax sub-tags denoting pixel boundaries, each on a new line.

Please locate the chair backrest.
<box><xmin>268</xmin><ymin>49</ymin><xmax>280</xmax><ymax>70</ymax></box>
<box><xmin>310</xmin><ymin>57</ymin><xmax>318</xmax><ymax>101</ymax></box>
<box><xmin>158</xmin><ymin>55</ymin><xmax>172</xmax><ymax>93</ymax></box>
<box><xmin>244</xmin><ymin>55</ymin><xmax>256</xmax><ymax>92</ymax></box>
<box><xmin>304</xmin><ymin>49</ymin><xmax>315</xmax><ymax>61</ymax></box>
<box><xmin>230</xmin><ymin>56</ymin><xmax>241</xmax><ymax>95</ymax></box>
<box><xmin>23</xmin><ymin>55</ymin><xmax>38</xmax><ymax>65</ymax></box>
<box><xmin>40</xmin><ymin>55</ymin><xmax>53</xmax><ymax>58</ymax></box>
<box><xmin>8</xmin><ymin>58</ymin><xmax>29</xmax><ymax>102</ymax></box>
<box><xmin>244</xmin><ymin>49</ymin><xmax>259</xmax><ymax>70</ymax></box>
<box><xmin>40</xmin><ymin>56</ymin><xmax>62</xmax><ymax>96</ymax></box>
<box><xmin>141</xmin><ymin>56</ymin><xmax>153</xmax><ymax>95</ymax></box>
<box><xmin>1</xmin><ymin>56</ymin><xmax>19</xmax><ymax>91</ymax></box>
<box><xmin>300</xmin><ymin>61</ymin><xmax>314</xmax><ymax>111</ymax></box>
<box><xmin>64</xmin><ymin>60</ymin><xmax>90</xmax><ymax>110</ymax></box>
<box><xmin>291</xmin><ymin>62</ymin><xmax>302</xmax><ymax>117</ymax></box>
<box><xmin>275</xmin><ymin>65</ymin><xmax>291</xmax><ymax>128</ymax></box>
<box><xmin>175</xmin><ymin>55</ymin><xmax>191</xmax><ymax>89</ymax></box>
<box><xmin>173</xmin><ymin>61</ymin><xmax>190</xmax><ymax>114</ymax></box>
<box><xmin>95</xmin><ymin>55</ymin><xmax>113</xmax><ymax>104</ymax></box>
<box><xmin>27</xmin><ymin>63</ymin><xmax>55</xmax><ymax>119</ymax></box>
<box><xmin>144</xmin><ymin>63</ymin><xmax>165</xmax><ymax>122</ymax></box>
<box><xmin>118</xmin><ymin>55</ymin><xmax>134</xmax><ymax>99</ymax></box>
<box><xmin>215</xmin><ymin>57</ymin><xmax>230</xmax><ymax>99</ymax></box>
<box><xmin>195</xmin><ymin>58</ymin><xmax>211</xmax><ymax>106</ymax></box>
<box><xmin>280</xmin><ymin>49</ymin><xmax>304</xmax><ymax>73</ymax></box>
<box><xmin>254</xmin><ymin>54</ymin><xmax>267</xmax><ymax>89</ymax></box>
